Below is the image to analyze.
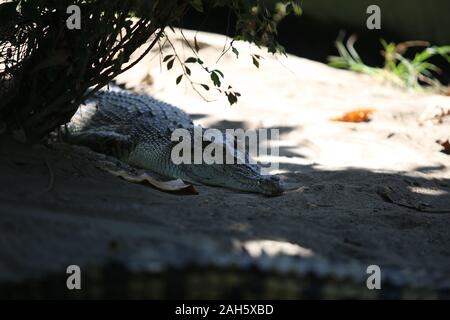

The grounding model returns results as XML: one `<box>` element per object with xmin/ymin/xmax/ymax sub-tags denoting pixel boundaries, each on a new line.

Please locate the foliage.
<box><xmin>380</xmin><ymin>39</ymin><xmax>450</xmax><ymax>89</ymax></box>
<box><xmin>0</xmin><ymin>0</ymin><xmax>185</xmax><ymax>140</ymax></box>
<box><xmin>166</xmin><ymin>1</ymin><xmax>302</xmax><ymax>105</ymax></box>
<box><xmin>328</xmin><ymin>34</ymin><xmax>450</xmax><ymax>92</ymax></box>
<box><xmin>0</xmin><ymin>0</ymin><xmax>301</xmax><ymax>140</ymax></box>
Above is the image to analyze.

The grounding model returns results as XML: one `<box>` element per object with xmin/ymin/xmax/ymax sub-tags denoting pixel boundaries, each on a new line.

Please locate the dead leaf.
<box><xmin>142</xmin><ymin>73</ymin><xmax>154</xmax><ymax>86</ymax></box>
<box><xmin>331</xmin><ymin>108</ymin><xmax>376</xmax><ymax>123</ymax></box>
<box><xmin>104</xmin><ymin>168</ymin><xmax>198</xmax><ymax>194</ymax></box>
<box><xmin>437</xmin><ymin>140</ymin><xmax>450</xmax><ymax>155</ymax></box>
<box><xmin>72</xmin><ymin>145</ymin><xmax>198</xmax><ymax>194</ymax></box>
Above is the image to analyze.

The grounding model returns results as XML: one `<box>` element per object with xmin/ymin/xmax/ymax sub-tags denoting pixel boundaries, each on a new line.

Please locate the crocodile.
<box><xmin>63</xmin><ymin>88</ymin><xmax>283</xmax><ymax>196</ymax></box>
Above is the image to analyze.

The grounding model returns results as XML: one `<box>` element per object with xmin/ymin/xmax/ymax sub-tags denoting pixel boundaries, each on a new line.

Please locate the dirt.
<box><xmin>0</xmin><ymin>30</ymin><xmax>449</xmax><ymax>290</ymax></box>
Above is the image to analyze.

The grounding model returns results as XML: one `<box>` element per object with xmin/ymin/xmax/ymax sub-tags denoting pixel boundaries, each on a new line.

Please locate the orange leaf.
<box><xmin>331</xmin><ymin>108</ymin><xmax>376</xmax><ymax>123</ymax></box>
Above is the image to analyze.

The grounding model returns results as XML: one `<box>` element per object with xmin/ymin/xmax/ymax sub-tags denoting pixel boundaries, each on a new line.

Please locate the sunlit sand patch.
<box><xmin>408</xmin><ymin>186</ymin><xmax>448</xmax><ymax>196</ymax></box>
<box><xmin>239</xmin><ymin>240</ymin><xmax>314</xmax><ymax>258</ymax></box>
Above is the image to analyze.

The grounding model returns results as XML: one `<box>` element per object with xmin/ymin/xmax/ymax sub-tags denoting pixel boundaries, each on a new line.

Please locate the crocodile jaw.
<box><xmin>178</xmin><ymin>162</ymin><xmax>284</xmax><ymax>196</ymax></box>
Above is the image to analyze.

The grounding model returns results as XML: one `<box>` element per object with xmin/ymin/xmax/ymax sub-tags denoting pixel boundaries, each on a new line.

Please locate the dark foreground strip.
<box><xmin>0</xmin><ymin>262</ymin><xmax>447</xmax><ymax>300</ymax></box>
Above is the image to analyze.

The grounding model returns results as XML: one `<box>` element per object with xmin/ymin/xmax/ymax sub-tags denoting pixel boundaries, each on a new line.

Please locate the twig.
<box><xmin>166</xmin><ymin>36</ymin><xmax>213</xmax><ymax>102</ymax></box>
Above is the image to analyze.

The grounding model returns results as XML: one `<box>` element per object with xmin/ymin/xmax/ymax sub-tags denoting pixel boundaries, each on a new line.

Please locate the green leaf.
<box><xmin>190</xmin><ymin>0</ymin><xmax>203</xmax><ymax>12</ymax></box>
<box><xmin>232</xmin><ymin>47</ymin><xmax>239</xmax><ymax>58</ymax></box>
<box><xmin>291</xmin><ymin>2</ymin><xmax>302</xmax><ymax>16</ymax></box>
<box><xmin>163</xmin><ymin>55</ymin><xmax>173</xmax><ymax>62</ymax></box>
<box><xmin>167</xmin><ymin>58</ymin><xmax>175</xmax><ymax>70</ymax></box>
<box><xmin>252</xmin><ymin>56</ymin><xmax>260</xmax><ymax>68</ymax></box>
<box><xmin>201</xmin><ymin>84</ymin><xmax>210</xmax><ymax>91</ymax></box>
<box><xmin>226</xmin><ymin>93</ymin><xmax>238</xmax><ymax>105</ymax></box>
<box><xmin>176</xmin><ymin>74</ymin><xmax>183</xmax><ymax>84</ymax></box>
<box><xmin>214</xmin><ymin>69</ymin><xmax>224</xmax><ymax>78</ymax></box>
<box><xmin>185</xmin><ymin>66</ymin><xmax>191</xmax><ymax>75</ymax></box>
<box><xmin>210</xmin><ymin>72</ymin><xmax>221</xmax><ymax>87</ymax></box>
<box><xmin>185</xmin><ymin>57</ymin><xmax>197</xmax><ymax>63</ymax></box>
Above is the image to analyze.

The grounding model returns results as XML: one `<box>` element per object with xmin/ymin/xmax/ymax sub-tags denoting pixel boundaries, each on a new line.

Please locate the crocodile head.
<box><xmin>175</xmin><ymin>131</ymin><xmax>284</xmax><ymax>196</ymax></box>
<box><xmin>181</xmin><ymin>162</ymin><xmax>284</xmax><ymax>196</ymax></box>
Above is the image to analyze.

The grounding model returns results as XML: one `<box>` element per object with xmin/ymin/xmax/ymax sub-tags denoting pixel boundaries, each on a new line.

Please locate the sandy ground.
<box><xmin>0</xmin><ymin>30</ymin><xmax>449</xmax><ymax>291</ymax></box>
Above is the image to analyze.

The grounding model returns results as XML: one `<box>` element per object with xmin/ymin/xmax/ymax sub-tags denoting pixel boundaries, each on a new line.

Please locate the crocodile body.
<box><xmin>64</xmin><ymin>89</ymin><xmax>283</xmax><ymax>195</ymax></box>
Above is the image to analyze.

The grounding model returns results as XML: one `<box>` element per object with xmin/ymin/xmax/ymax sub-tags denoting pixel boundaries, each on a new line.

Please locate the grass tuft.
<box><xmin>328</xmin><ymin>34</ymin><xmax>450</xmax><ymax>93</ymax></box>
